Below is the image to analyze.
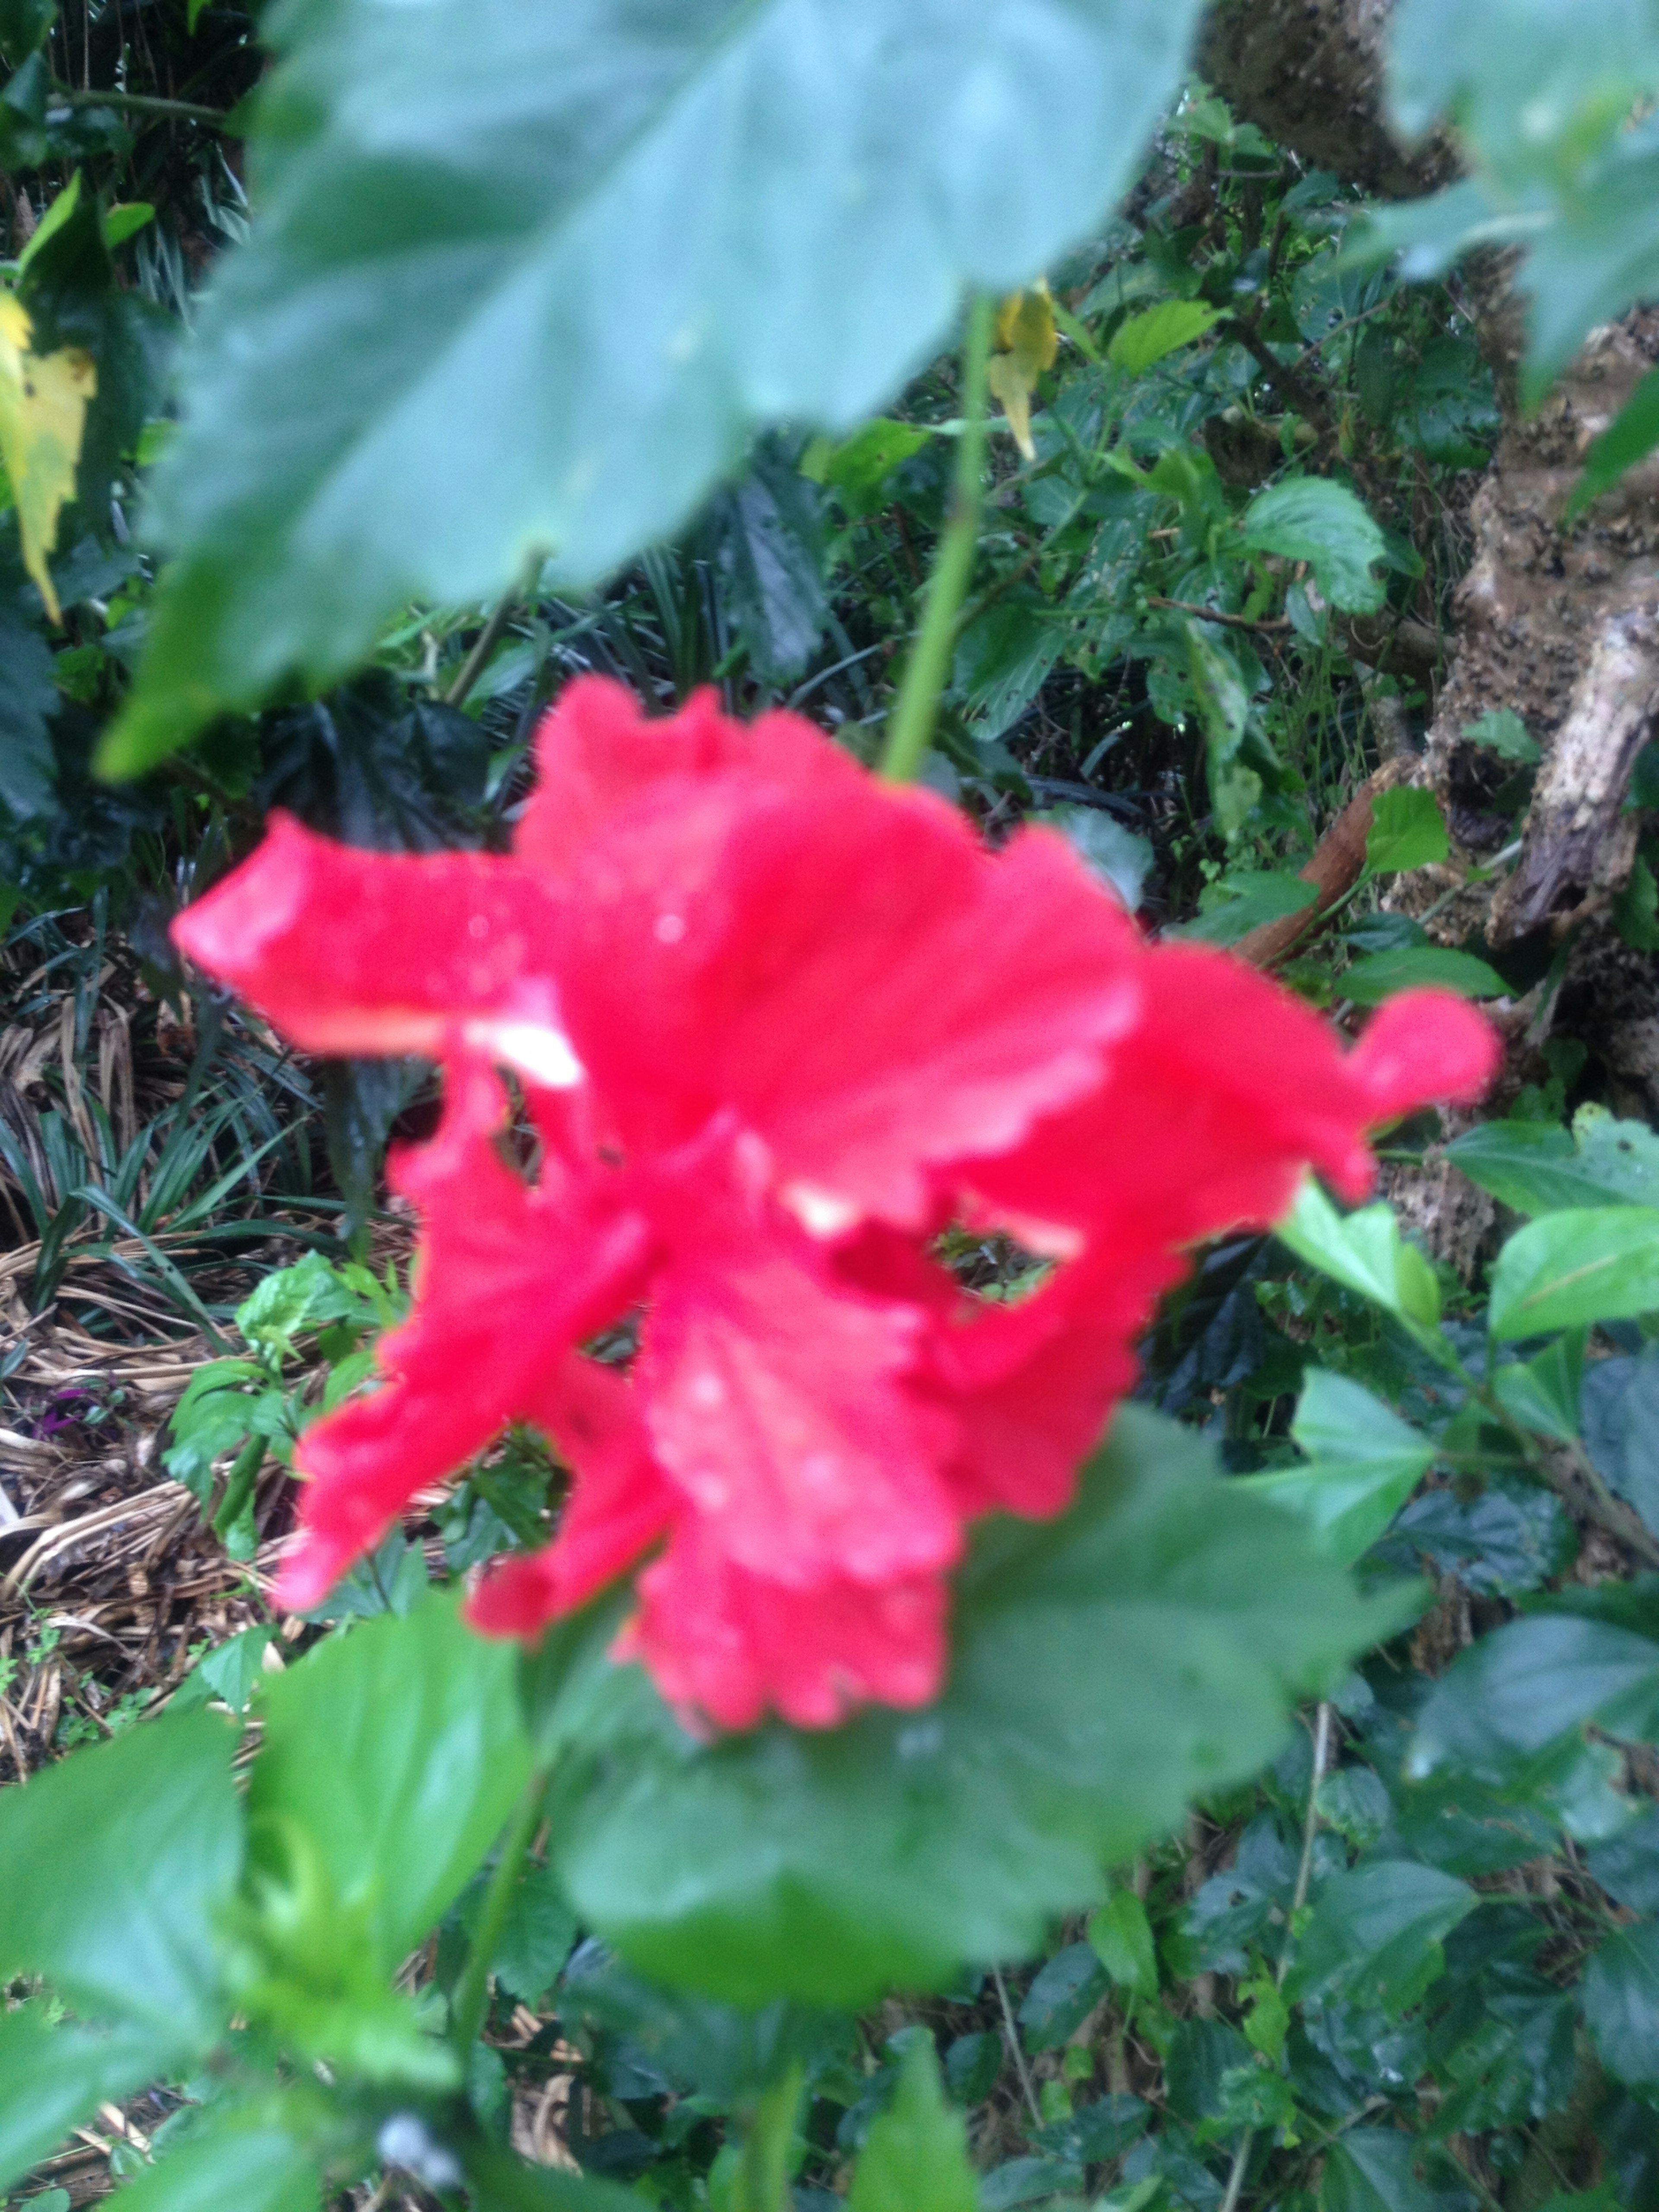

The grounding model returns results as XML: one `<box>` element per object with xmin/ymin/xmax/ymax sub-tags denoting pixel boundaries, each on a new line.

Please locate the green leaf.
<box><xmin>1087</xmin><ymin>1889</ymin><xmax>1159</xmax><ymax>1998</ymax></box>
<box><xmin>1378</xmin><ymin>1475</ymin><xmax>1576</xmax><ymax>1599</ymax></box>
<box><xmin>804</xmin><ymin>418</ymin><xmax>932</xmax><ymax>520</ymax></box>
<box><xmin>0</xmin><ymin>595</ymin><xmax>57</xmax><ymax>820</ymax></box>
<box><xmin>1489</xmin><ymin>1206</ymin><xmax>1659</xmax><ymax>1338</ymax></box>
<box><xmin>1020</xmin><ymin>1942</ymin><xmax>1109</xmax><ymax>2050</ymax></box>
<box><xmin>1364</xmin><ymin>786</ymin><xmax>1450</xmax><ymax>875</ymax></box>
<box><xmin>1581</xmin><ymin>1921</ymin><xmax>1659</xmax><ymax>2098</ymax></box>
<box><xmin>1106</xmin><ymin>300</ymin><xmax>1221</xmax><ymax>375</ymax></box>
<box><xmin>1320</xmin><ymin>2127</ymin><xmax>1471</xmax><ymax>2212</ymax></box>
<box><xmin>1181</xmin><ymin>869</ymin><xmax>1316</xmax><ymax>947</ymax></box>
<box><xmin>1411</xmin><ymin>1612</ymin><xmax>1659</xmax><ymax>1801</ymax></box>
<box><xmin>1235</xmin><ymin>1369</ymin><xmax>1433</xmax><ymax>1565</ymax></box>
<box><xmin>1242</xmin><ymin>477</ymin><xmax>1386</xmax><ymax>614</ymax></box>
<box><xmin>548</xmin><ymin>1407</ymin><xmax>1411</xmax><ymax>2005</ymax></box>
<box><xmin>0</xmin><ymin>2008</ymin><xmax>168</xmax><ymax>2196</ymax></box>
<box><xmin>1462</xmin><ymin>707</ymin><xmax>1541</xmax><ymax>764</ymax></box>
<box><xmin>17</xmin><ymin>170</ymin><xmax>172</xmax><ymax>550</ymax></box>
<box><xmin>1046</xmin><ymin>806</ymin><xmax>1153</xmax><ymax>912</ymax></box>
<box><xmin>248</xmin><ymin>1592</ymin><xmax>531</xmax><ymax>1975</ymax></box>
<box><xmin>489</xmin><ymin>1859</ymin><xmax>578</xmax><ymax>2006</ymax></box>
<box><xmin>1442</xmin><ymin>1115</ymin><xmax>1654</xmax><ymax>1221</ymax></box>
<box><xmin>1294</xmin><ymin>1860</ymin><xmax>1476</xmax><ymax>2017</ymax></box>
<box><xmin>1184</xmin><ymin>620</ymin><xmax>1258</xmax><ymax>839</ymax></box>
<box><xmin>172</xmin><ymin>1624</ymin><xmax>280</xmax><ymax>1716</ymax></box>
<box><xmin>1275</xmin><ymin>1179</ymin><xmax>1442</xmax><ymax>1331</ymax></box>
<box><xmin>235</xmin><ymin>1250</ymin><xmax>359</xmax><ymax>1361</ymax></box>
<box><xmin>105</xmin><ymin>0</ymin><xmax>1208</xmax><ymax>772</ymax></box>
<box><xmin>1581</xmin><ymin>1344</ymin><xmax>1659</xmax><ymax>1535</ymax></box>
<box><xmin>0</xmin><ymin>1709</ymin><xmax>241</xmax><ymax>2046</ymax></box>
<box><xmin>849</xmin><ymin>2038</ymin><xmax>977</xmax><ymax>2212</ymax></box>
<box><xmin>102</xmin><ymin>201</ymin><xmax>155</xmax><ymax>251</ymax></box>
<box><xmin>98</xmin><ymin>2104</ymin><xmax>325</xmax><ymax>2212</ymax></box>
<box><xmin>1343</xmin><ymin>945</ymin><xmax>1507</xmax><ymax>1004</ymax></box>
<box><xmin>0</xmin><ymin>0</ymin><xmax>53</xmax><ymax>66</ymax></box>
<box><xmin>704</xmin><ymin>440</ymin><xmax>827</xmax><ymax>684</ymax></box>
<box><xmin>1491</xmin><ymin>1332</ymin><xmax>1585</xmax><ymax>1444</ymax></box>
<box><xmin>1385</xmin><ymin>0</ymin><xmax>1659</xmax><ymax>391</ymax></box>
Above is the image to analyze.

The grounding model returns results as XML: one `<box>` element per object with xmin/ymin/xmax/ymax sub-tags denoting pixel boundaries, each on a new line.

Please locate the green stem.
<box><xmin>879</xmin><ymin>292</ymin><xmax>994</xmax><ymax>782</ymax></box>
<box><xmin>52</xmin><ymin>86</ymin><xmax>227</xmax><ymax>127</ymax></box>
<box><xmin>1217</xmin><ymin>1702</ymin><xmax>1332</xmax><ymax>2212</ymax></box>
<box><xmin>734</xmin><ymin>2061</ymin><xmax>804</xmax><ymax>2212</ymax></box>
<box><xmin>451</xmin><ymin>1765</ymin><xmax>548</xmax><ymax>2053</ymax></box>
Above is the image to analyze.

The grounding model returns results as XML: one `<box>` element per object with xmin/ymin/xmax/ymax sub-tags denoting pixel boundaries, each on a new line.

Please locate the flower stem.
<box><xmin>734</xmin><ymin>2061</ymin><xmax>804</xmax><ymax>2212</ymax></box>
<box><xmin>879</xmin><ymin>292</ymin><xmax>993</xmax><ymax>783</ymax></box>
<box><xmin>451</xmin><ymin>1764</ymin><xmax>548</xmax><ymax>2053</ymax></box>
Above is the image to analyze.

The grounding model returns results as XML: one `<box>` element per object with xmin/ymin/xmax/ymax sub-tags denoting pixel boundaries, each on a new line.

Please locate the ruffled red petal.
<box><xmin>171</xmin><ymin>812</ymin><xmax>566</xmax><ymax>1064</ymax></box>
<box><xmin>546</xmin><ymin>737</ymin><xmax>1141</xmax><ymax>1222</ymax></box>
<box><xmin>635</xmin><ymin>1161</ymin><xmax>959</xmax><ymax>1587</ymax></box>
<box><xmin>968</xmin><ymin>944</ymin><xmax>1497</xmax><ymax>1253</ymax></box>
<box><xmin>625</xmin><ymin>1519</ymin><xmax>947</xmax><ymax>1731</ymax></box>
<box><xmin>467</xmin><ymin>1355</ymin><xmax>677</xmax><ymax>1636</ymax></box>
<box><xmin>275</xmin><ymin>1063</ymin><xmax>651</xmax><ymax>1611</ymax></box>
<box><xmin>516</xmin><ymin>678</ymin><xmax>851</xmax><ymax>877</ymax></box>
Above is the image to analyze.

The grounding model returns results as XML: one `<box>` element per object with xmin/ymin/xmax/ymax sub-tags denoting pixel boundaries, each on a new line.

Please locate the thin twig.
<box><xmin>991</xmin><ymin>1964</ymin><xmax>1043</xmax><ymax>2130</ymax></box>
<box><xmin>443</xmin><ymin>555</ymin><xmax>543</xmax><ymax>708</ymax></box>
<box><xmin>1145</xmin><ymin>596</ymin><xmax>1291</xmax><ymax>636</ymax></box>
<box><xmin>51</xmin><ymin>86</ymin><xmax>226</xmax><ymax>127</ymax></box>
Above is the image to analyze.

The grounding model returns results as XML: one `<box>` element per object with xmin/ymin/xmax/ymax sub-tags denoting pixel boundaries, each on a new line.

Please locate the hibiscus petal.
<box><xmin>929</xmin><ymin>1253</ymin><xmax>1182</xmax><ymax>1519</ymax></box>
<box><xmin>171</xmin><ymin>810</ymin><xmax>568</xmax><ymax>1065</ymax></box>
<box><xmin>467</xmin><ymin>1355</ymin><xmax>677</xmax><ymax>1637</ymax></box>
<box><xmin>968</xmin><ymin>944</ymin><xmax>1497</xmax><ymax>1252</ymax></box>
<box><xmin>549</xmin><ymin>713</ymin><xmax>1142</xmax><ymax>1220</ymax></box>
<box><xmin>516</xmin><ymin>677</ymin><xmax>849</xmax><ymax>876</ymax></box>
<box><xmin>275</xmin><ymin>1063</ymin><xmax>651</xmax><ymax>1611</ymax></box>
<box><xmin>834</xmin><ymin>1227</ymin><xmax>1174</xmax><ymax>1521</ymax></box>
<box><xmin>635</xmin><ymin>1170</ymin><xmax>959</xmax><ymax>1588</ymax></box>
<box><xmin>1348</xmin><ymin>989</ymin><xmax>1500</xmax><ymax>1124</ymax></box>
<box><xmin>626</xmin><ymin>1520</ymin><xmax>947</xmax><ymax>1730</ymax></box>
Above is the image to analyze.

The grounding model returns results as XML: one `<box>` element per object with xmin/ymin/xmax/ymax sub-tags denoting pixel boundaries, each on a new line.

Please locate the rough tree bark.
<box><xmin>1200</xmin><ymin>0</ymin><xmax>1659</xmax><ymax>1208</ymax></box>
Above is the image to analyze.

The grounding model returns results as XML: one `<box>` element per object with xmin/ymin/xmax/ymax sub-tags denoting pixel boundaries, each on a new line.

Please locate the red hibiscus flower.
<box><xmin>173</xmin><ymin>679</ymin><xmax>1497</xmax><ymax>1729</ymax></box>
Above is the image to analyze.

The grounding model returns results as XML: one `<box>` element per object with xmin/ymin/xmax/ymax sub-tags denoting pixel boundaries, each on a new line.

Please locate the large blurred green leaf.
<box><xmin>1381</xmin><ymin>0</ymin><xmax>1659</xmax><ymax>389</ymax></box>
<box><xmin>0</xmin><ymin>2008</ymin><xmax>168</xmax><ymax>2196</ymax></box>
<box><xmin>248</xmin><ymin>1592</ymin><xmax>531</xmax><ymax>1975</ymax></box>
<box><xmin>0</xmin><ymin>1708</ymin><xmax>241</xmax><ymax>2047</ymax></box>
<box><xmin>100</xmin><ymin>2104</ymin><xmax>326</xmax><ymax>2212</ymax></box>
<box><xmin>105</xmin><ymin>0</ymin><xmax>1206</xmax><ymax>772</ymax></box>
<box><xmin>547</xmin><ymin>1406</ymin><xmax>1410</xmax><ymax>2005</ymax></box>
<box><xmin>849</xmin><ymin>2039</ymin><xmax>977</xmax><ymax>2212</ymax></box>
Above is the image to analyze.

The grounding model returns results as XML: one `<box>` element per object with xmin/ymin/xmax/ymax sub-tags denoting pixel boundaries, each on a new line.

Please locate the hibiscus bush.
<box><xmin>8</xmin><ymin>4</ymin><xmax>1659</xmax><ymax>2212</ymax></box>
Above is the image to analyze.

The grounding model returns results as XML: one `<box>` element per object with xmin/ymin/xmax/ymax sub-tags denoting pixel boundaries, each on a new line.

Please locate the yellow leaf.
<box><xmin>0</xmin><ymin>291</ymin><xmax>96</xmax><ymax>623</ymax></box>
<box><xmin>988</xmin><ymin>281</ymin><xmax>1058</xmax><ymax>461</ymax></box>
